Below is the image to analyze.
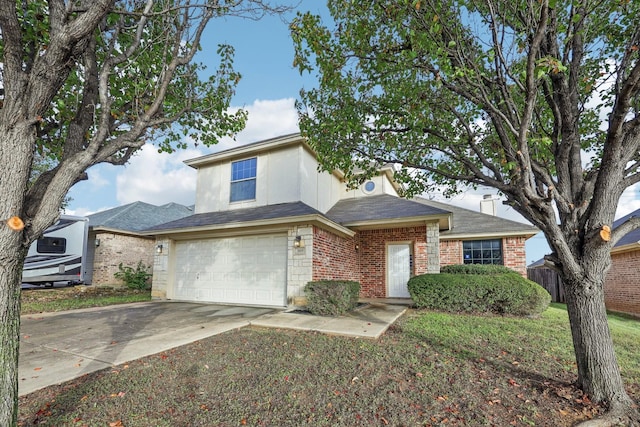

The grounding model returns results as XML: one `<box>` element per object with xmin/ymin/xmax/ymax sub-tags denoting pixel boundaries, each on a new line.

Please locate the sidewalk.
<box><xmin>250</xmin><ymin>302</ymin><xmax>408</xmax><ymax>339</ymax></box>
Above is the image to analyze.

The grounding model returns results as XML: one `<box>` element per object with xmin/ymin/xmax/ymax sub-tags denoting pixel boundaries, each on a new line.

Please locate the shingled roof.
<box><xmin>326</xmin><ymin>194</ymin><xmax>450</xmax><ymax>225</ymax></box>
<box><xmin>144</xmin><ymin>201</ymin><xmax>326</xmax><ymax>233</ymax></box>
<box><xmin>612</xmin><ymin>208</ymin><xmax>640</xmax><ymax>248</ymax></box>
<box><xmin>412</xmin><ymin>197</ymin><xmax>538</xmax><ymax>237</ymax></box>
<box><xmin>88</xmin><ymin>201</ymin><xmax>193</xmax><ymax>233</ymax></box>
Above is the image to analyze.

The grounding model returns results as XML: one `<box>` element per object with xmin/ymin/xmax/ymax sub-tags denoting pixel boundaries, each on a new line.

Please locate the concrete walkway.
<box><xmin>19</xmin><ymin>300</ymin><xmax>408</xmax><ymax>396</ymax></box>
<box><xmin>252</xmin><ymin>302</ymin><xmax>407</xmax><ymax>339</ymax></box>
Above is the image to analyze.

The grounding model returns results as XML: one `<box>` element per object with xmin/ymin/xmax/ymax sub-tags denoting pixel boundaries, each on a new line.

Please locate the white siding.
<box><xmin>193</xmin><ymin>144</ymin><xmax>345</xmax><ymax>214</ymax></box>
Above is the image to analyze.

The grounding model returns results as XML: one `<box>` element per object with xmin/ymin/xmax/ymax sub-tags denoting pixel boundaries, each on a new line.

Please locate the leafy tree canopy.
<box><xmin>291</xmin><ymin>0</ymin><xmax>640</xmax><ymax>420</ymax></box>
<box><xmin>292</xmin><ymin>0</ymin><xmax>640</xmax><ymax>254</ymax></box>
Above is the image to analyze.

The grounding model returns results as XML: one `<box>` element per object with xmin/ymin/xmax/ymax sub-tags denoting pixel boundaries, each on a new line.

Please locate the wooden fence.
<box><xmin>527</xmin><ymin>267</ymin><xmax>566</xmax><ymax>303</ymax></box>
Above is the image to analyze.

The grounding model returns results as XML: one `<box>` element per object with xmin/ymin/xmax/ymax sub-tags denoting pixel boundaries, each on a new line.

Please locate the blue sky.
<box><xmin>65</xmin><ymin>1</ymin><xmax>640</xmax><ymax>265</ymax></box>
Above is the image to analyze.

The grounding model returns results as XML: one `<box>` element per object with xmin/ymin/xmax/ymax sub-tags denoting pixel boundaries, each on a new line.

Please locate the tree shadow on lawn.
<box><xmin>396</xmin><ymin>319</ymin><xmax>610</xmax><ymax>422</ymax></box>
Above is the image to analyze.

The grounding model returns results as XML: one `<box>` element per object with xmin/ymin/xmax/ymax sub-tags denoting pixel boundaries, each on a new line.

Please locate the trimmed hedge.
<box><xmin>408</xmin><ymin>271</ymin><xmax>550</xmax><ymax>316</ymax></box>
<box><xmin>304</xmin><ymin>280</ymin><xmax>361</xmax><ymax>316</ymax></box>
<box><xmin>440</xmin><ymin>264</ymin><xmax>515</xmax><ymax>275</ymax></box>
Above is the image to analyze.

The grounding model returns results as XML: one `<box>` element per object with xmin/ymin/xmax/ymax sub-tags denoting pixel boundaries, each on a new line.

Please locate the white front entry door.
<box><xmin>387</xmin><ymin>243</ymin><xmax>411</xmax><ymax>298</ymax></box>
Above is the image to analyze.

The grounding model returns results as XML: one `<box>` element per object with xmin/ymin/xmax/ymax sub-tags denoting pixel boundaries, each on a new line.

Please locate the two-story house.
<box><xmin>146</xmin><ymin>133</ymin><xmax>538</xmax><ymax>308</ymax></box>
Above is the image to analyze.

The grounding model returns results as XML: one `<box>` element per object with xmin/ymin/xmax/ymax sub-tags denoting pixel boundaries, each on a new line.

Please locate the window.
<box><xmin>230</xmin><ymin>158</ymin><xmax>257</xmax><ymax>202</ymax></box>
<box><xmin>37</xmin><ymin>236</ymin><xmax>66</xmax><ymax>254</ymax></box>
<box><xmin>362</xmin><ymin>180</ymin><xmax>376</xmax><ymax>194</ymax></box>
<box><xmin>463</xmin><ymin>239</ymin><xmax>503</xmax><ymax>265</ymax></box>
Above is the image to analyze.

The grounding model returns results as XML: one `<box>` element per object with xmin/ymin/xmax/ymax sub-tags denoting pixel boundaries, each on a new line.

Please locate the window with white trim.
<box><xmin>230</xmin><ymin>158</ymin><xmax>257</xmax><ymax>202</ymax></box>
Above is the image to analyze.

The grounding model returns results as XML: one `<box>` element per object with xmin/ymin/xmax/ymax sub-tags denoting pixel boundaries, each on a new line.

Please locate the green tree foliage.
<box><xmin>292</xmin><ymin>0</ymin><xmax>640</xmax><ymax>422</ymax></box>
<box><xmin>0</xmin><ymin>1</ymin><xmax>289</xmax><ymax>425</ymax></box>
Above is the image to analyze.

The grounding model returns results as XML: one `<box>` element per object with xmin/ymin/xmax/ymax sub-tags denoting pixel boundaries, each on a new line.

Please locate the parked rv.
<box><xmin>22</xmin><ymin>215</ymin><xmax>89</xmax><ymax>287</ymax></box>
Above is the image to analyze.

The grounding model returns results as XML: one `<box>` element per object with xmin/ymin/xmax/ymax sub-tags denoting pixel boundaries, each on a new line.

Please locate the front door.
<box><xmin>387</xmin><ymin>243</ymin><xmax>411</xmax><ymax>298</ymax></box>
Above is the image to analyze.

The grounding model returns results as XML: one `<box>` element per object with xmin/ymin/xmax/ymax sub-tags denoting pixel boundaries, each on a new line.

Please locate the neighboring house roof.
<box><xmin>612</xmin><ymin>208</ymin><xmax>640</xmax><ymax>251</ymax></box>
<box><xmin>88</xmin><ymin>201</ymin><xmax>193</xmax><ymax>233</ymax></box>
<box><xmin>529</xmin><ymin>207</ymin><xmax>640</xmax><ymax>266</ymax></box>
<box><xmin>326</xmin><ymin>194</ymin><xmax>451</xmax><ymax>229</ymax></box>
<box><xmin>413</xmin><ymin>197</ymin><xmax>538</xmax><ymax>239</ymax></box>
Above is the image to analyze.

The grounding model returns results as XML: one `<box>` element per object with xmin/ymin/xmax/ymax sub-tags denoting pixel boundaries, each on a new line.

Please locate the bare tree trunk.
<box><xmin>0</xmin><ymin>248</ymin><xmax>25</xmax><ymax>427</ymax></box>
<box><xmin>563</xmin><ymin>274</ymin><xmax>636</xmax><ymax>418</ymax></box>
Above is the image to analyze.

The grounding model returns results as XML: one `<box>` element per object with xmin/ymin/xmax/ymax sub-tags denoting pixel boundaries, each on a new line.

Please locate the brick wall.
<box><xmin>502</xmin><ymin>236</ymin><xmax>528</xmax><ymax>276</ymax></box>
<box><xmin>438</xmin><ymin>237</ymin><xmax>528</xmax><ymax>277</ymax></box>
<box><xmin>312</xmin><ymin>227</ymin><xmax>358</xmax><ymax>283</ymax></box>
<box><xmin>439</xmin><ymin>240</ymin><xmax>462</xmax><ymax>266</ymax></box>
<box><xmin>357</xmin><ymin>226</ymin><xmax>429</xmax><ymax>298</ymax></box>
<box><xmin>605</xmin><ymin>250</ymin><xmax>640</xmax><ymax>317</ymax></box>
<box><xmin>91</xmin><ymin>232</ymin><xmax>154</xmax><ymax>286</ymax></box>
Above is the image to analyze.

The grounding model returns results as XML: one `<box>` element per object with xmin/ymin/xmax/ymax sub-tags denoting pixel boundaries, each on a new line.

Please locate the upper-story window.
<box><xmin>230</xmin><ymin>157</ymin><xmax>257</xmax><ymax>202</ymax></box>
<box><xmin>463</xmin><ymin>239</ymin><xmax>503</xmax><ymax>265</ymax></box>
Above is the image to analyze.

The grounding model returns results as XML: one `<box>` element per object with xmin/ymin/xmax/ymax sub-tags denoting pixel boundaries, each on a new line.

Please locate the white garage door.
<box><xmin>173</xmin><ymin>234</ymin><xmax>287</xmax><ymax>307</ymax></box>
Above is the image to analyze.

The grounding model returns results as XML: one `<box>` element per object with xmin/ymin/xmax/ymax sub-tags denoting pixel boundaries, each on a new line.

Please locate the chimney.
<box><xmin>480</xmin><ymin>194</ymin><xmax>497</xmax><ymax>216</ymax></box>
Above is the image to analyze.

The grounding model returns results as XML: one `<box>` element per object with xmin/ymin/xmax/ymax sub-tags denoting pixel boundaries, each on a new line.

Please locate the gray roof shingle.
<box><xmin>144</xmin><ymin>202</ymin><xmax>324</xmax><ymax>232</ymax></box>
<box><xmin>612</xmin><ymin>208</ymin><xmax>640</xmax><ymax>247</ymax></box>
<box><xmin>326</xmin><ymin>194</ymin><xmax>450</xmax><ymax>224</ymax></box>
<box><xmin>88</xmin><ymin>201</ymin><xmax>193</xmax><ymax>232</ymax></box>
<box><xmin>412</xmin><ymin>197</ymin><xmax>538</xmax><ymax>236</ymax></box>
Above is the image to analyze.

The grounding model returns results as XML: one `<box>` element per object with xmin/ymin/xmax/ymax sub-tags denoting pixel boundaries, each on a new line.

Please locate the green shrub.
<box><xmin>304</xmin><ymin>280</ymin><xmax>361</xmax><ymax>316</ymax></box>
<box><xmin>408</xmin><ymin>272</ymin><xmax>550</xmax><ymax>316</ymax></box>
<box><xmin>441</xmin><ymin>264</ymin><xmax>515</xmax><ymax>275</ymax></box>
<box><xmin>114</xmin><ymin>261</ymin><xmax>152</xmax><ymax>290</ymax></box>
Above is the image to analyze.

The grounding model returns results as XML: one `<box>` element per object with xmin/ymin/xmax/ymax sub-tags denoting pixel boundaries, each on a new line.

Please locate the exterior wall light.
<box><xmin>294</xmin><ymin>236</ymin><xmax>305</xmax><ymax>248</ymax></box>
<box><xmin>156</xmin><ymin>244</ymin><xmax>163</xmax><ymax>254</ymax></box>
<box><xmin>95</xmin><ymin>239</ymin><xmax>100</xmax><ymax>247</ymax></box>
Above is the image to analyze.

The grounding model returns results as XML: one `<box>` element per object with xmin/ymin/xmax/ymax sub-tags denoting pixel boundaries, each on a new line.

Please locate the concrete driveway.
<box><xmin>19</xmin><ymin>301</ymin><xmax>274</xmax><ymax>396</ymax></box>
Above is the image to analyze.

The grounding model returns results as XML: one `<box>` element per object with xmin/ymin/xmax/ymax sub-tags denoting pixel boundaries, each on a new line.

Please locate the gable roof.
<box><xmin>326</xmin><ymin>194</ymin><xmax>451</xmax><ymax>229</ymax></box>
<box><xmin>413</xmin><ymin>197</ymin><xmax>538</xmax><ymax>239</ymax></box>
<box><xmin>612</xmin><ymin>208</ymin><xmax>640</xmax><ymax>248</ymax></box>
<box><xmin>184</xmin><ymin>133</ymin><xmax>307</xmax><ymax>169</ymax></box>
<box><xmin>88</xmin><ymin>201</ymin><xmax>193</xmax><ymax>233</ymax></box>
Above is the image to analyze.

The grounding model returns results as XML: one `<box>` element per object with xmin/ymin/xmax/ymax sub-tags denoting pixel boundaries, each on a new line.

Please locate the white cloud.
<box><xmin>113</xmin><ymin>97</ymin><xmax>299</xmax><ymax>207</ymax></box>
<box><xmin>616</xmin><ymin>182</ymin><xmax>640</xmax><ymax>219</ymax></box>
<box><xmin>212</xmin><ymin>98</ymin><xmax>299</xmax><ymax>152</ymax></box>
<box><xmin>115</xmin><ymin>145</ymin><xmax>202</xmax><ymax>206</ymax></box>
<box><xmin>84</xmin><ymin>166</ymin><xmax>111</xmax><ymax>190</ymax></box>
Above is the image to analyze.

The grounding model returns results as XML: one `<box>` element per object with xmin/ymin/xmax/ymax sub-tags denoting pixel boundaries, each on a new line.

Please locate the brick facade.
<box><xmin>439</xmin><ymin>240</ymin><xmax>463</xmax><ymax>266</ymax></box>
<box><xmin>90</xmin><ymin>231</ymin><xmax>155</xmax><ymax>286</ymax></box>
<box><xmin>605</xmin><ymin>250</ymin><xmax>640</xmax><ymax>317</ymax></box>
<box><xmin>503</xmin><ymin>236</ymin><xmax>528</xmax><ymax>276</ymax></box>
<box><xmin>438</xmin><ymin>236</ymin><xmax>528</xmax><ymax>277</ymax></box>
<box><xmin>312</xmin><ymin>227</ymin><xmax>359</xmax><ymax>282</ymax></box>
<box><xmin>356</xmin><ymin>226</ymin><xmax>430</xmax><ymax>298</ymax></box>
<box><xmin>310</xmin><ymin>225</ymin><xmax>442</xmax><ymax>298</ymax></box>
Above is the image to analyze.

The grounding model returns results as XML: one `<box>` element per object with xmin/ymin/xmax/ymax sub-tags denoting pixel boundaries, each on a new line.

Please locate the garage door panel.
<box><xmin>173</xmin><ymin>234</ymin><xmax>287</xmax><ymax>307</ymax></box>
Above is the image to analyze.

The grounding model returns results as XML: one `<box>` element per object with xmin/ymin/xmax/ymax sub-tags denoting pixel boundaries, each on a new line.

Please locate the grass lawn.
<box><xmin>20</xmin><ymin>285</ymin><xmax>151</xmax><ymax>314</ymax></box>
<box><xmin>17</xmin><ymin>300</ymin><xmax>639</xmax><ymax>426</ymax></box>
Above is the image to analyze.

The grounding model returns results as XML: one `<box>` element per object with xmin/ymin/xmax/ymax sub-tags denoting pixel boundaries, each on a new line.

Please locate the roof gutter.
<box><xmin>610</xmin><ymin>241</ymin><xmax>640</xmax><ymax>255</ymax></box>
<box><xmin>439</xmin><ymin>230</ymin><xmax>538</xmax><ymax>240</ymax></box>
